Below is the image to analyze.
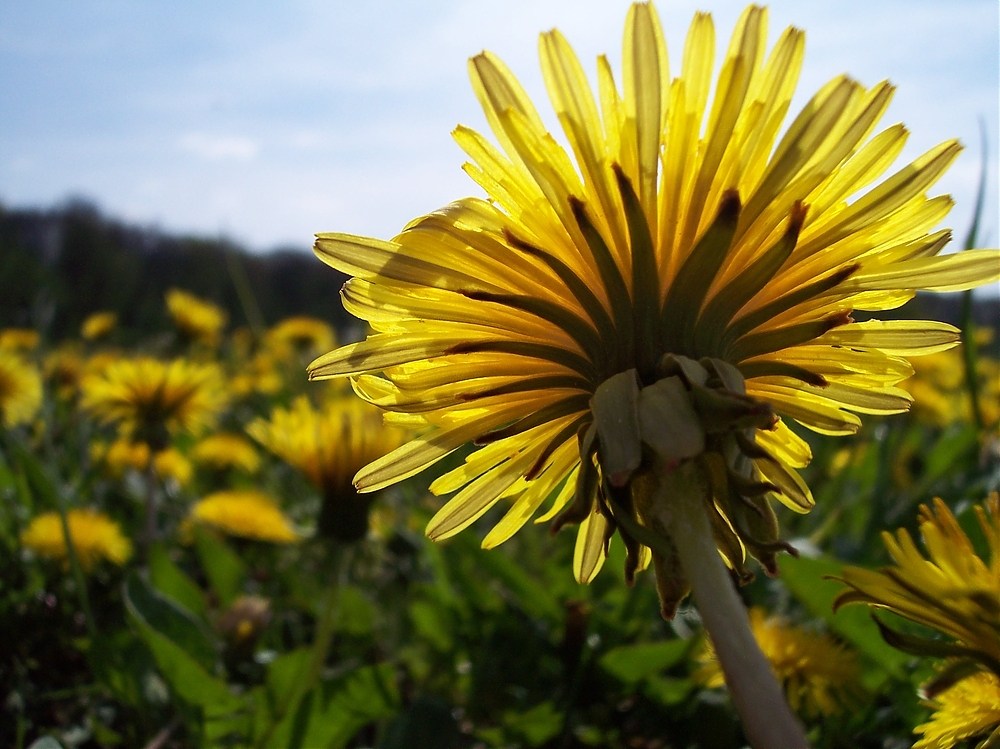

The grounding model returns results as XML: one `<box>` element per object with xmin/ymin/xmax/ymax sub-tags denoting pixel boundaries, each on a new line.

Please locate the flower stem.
<box><xmin>656</xmin><ymin>463</ymin><xmax>810</xmax><ymax>749</ymax></box>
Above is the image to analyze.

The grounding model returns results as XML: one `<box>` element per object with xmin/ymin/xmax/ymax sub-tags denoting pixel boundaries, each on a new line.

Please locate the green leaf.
<box><xmin>334</xmin><ymin>585</ymin><xmax>376</xmax><ymax>636</ymax></box>
<box><xmin>598</xmin><ymin>639</ymin><xmax>692</xmax><ymax>684</ymax></box>
<box><xmin>642</xmin><ymin>674</ymin><xmax>695</xmax><ymax>706</ymax></box>
<box><xmin>778</xmin><ymin>555</ymin><xmax>910</xmax><ymax>681</ymax></box>
<box><xmin>123</xmin><ymin>572</ymin><xmax>216</xmax><ymax>670</ymax></box>
<box><xmin>148</xmin><ymin>544</ymin><xmax>206</xmax><ymax>618</ymax></box>
<box><xmin>193</xmin><ymin>525</ymin><xmax>246</xmax><ymax>606</ymax></box>
<box><xmin>126</xmin><ymin>598</ymin><xmax>238</xmax><ymax>710</ymax></box>
<box><xmin>501</xmin><ymin>701</ymin><xmax>564</xmax><ymax>746</ymax></box>
<box><xmin>472</xmin><ymin>544</ymin><xmax>562</xmax><ymax>620</ymax></box>
<box><xmin>259</xmin><ymin>663</ymin><xmax>400</xmax><ymax>749</ymax></box>
<box><xmin>380</xmin><ymin>696</ymin><xmax>462</xmax><ymax>749</ymax></box>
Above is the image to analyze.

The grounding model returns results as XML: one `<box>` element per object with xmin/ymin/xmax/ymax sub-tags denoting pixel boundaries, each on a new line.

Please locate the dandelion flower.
<box><xmin>80</xmin><ymin>356</ymin><xmax>227</xmax><ymax>448</ymax></box>
<box><xmin>264</xmin><ymin>316</ymin><xmax>337</xmax><ymax>359</ymax></box>
<box><xmin>695</xmin><ymin>607</ymin><xmax>862</xmax><ymax>718</ymax></box>
<box><xmin>249</xmin><ymin>394</ymin><xmax>408</xmax><ymax>541</ymax></box>
<box><xmin>906</xmin><ymin>341</ymin><xmax>1000</xmax><ymax>429</ymax></box>
<box><xmin>188</xmin><ymin>490</ymin><xmax>300</xmax><ymax>544</ymax></box>
<box><xmin>913</xmin><ymin>669</ymin><xmax>1000</xmax><ymax>749</ymax></box>
<box><xmin>192</xmin><ymin>432</ymin><xmax>261</xmax><ymax>474</ymax></box>
<box><xmin>309</xmin><ymin>1</ymin><xmax>998</xmax><ymax>594</ymax></box>
<box><xmin>165</xmin><ymin>288</ymin><xmax>227</xmax><ymax>346</ymax></box>
<box><xmin>21</xmin><ymin>508</ymin><xmax>132</xmax><ymax>572</ymax></box>
<box><xmin>81</xmin><ymin>311</ymin><xmax>118</xmax><ymax>342</ymax></box>
<box><xmin>93</xmin><ymin>438</ymin><xmax>152</xmax><ymax>476</ymax></box>
<box><xmin>836</xmin><ymin>495</ymin><xmax>1000</xmax><ymax>679</ymax></box>
<box><xmin>309</xmin><ymin>5</ymin><xmax>998</xmax><ymax>744</ymax></box>
<box><xmin>44</xmin><ymin>344</ymin><xmax>86</xmax><ymax>400</ymax></box>
<box><xmin>0</xmin><ymin>328</ymin><xmax>40</xmax><ymax>352</ymax></box>
<box><xmin>0</xmin><ymin>351</ymin><xmax>43</xmax><ymax>428</ymax></box>
<box><xmin>152</xmin><ymin>447</ymin><xmax>193</xmax><ymax>488</ymax></box>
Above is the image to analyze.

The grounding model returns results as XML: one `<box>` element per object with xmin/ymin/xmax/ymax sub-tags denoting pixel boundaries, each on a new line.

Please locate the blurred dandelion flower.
<box><xmin>913</xmin><ymin>670</ymin><xmax>1000</xmax><ymax>749</ymax></box>
<box><xmin>230</xmin><ymin>349</ymin><xmax>284</xmax><ymax>398</ymax></box>
<box><xmin>93</xmin><ymin>438</ymin><xmax>152</xmax><ymax>476</ymax></box>
<box><xmin>165</xmin><ymin>288</ymin><xmax>227</xmax><ymax>346</ymax></box>
<box><xmin>309</xmin><ymin>1</ymin><xmax>999</xmax><ymax>594</ymax></box>
<box><xmin>308</xmin><ymin>5</ymin><xmax>999</xmax><ymax>743</ymax></box>
<box><xmin>152</xmin><ymin>447</ymin><xmax>193</xmax><ymax>488</ymax></box>
<box><xmin>907</xmin><ymin>338</ymin><xmax>1000</xmax><ymax>429</ymax></box>
<box><xmin>80</xmin><ymin>311</ymin><xmax>118</xmax><ymax>342</ymax></box>
<box><xmin>249</xmin><ymin>394</ymin><xmax>408</xmax><ymax>541</ymax></box>
<box><xmin>0</xmin><ymin>351</ymin><xmax>43</xmax><ymax>428</ymax></box>
<box><xmin>80</xmin><ymin>356</ymin><xmax>227</xmax><ymax>448</ymax></box>
<box><xmin>20</xmin><ymin>508</ymin><xmax>132</xmax><ymax>572</ymax></box>
<box><xmin>44</xmin><ymin>344</ymin><xmax>86</xmax><ymax>400</ymax></box>
<box><xmin>264</xmin><ymin>316</ymin><xmax>337</xmax><ymax>359</ymax></box>
<box><xmin>695</xmin><ymin>607</ymin><xmax>862</xmax><ymax>718</ymax></box>
<box><xmin>188</xmin><ymin>490</ymin><xmax>300</xmax><ymax>544</ymax></box>
<box><xmin>192</xmin><ymin>432</ymin><xmax>262</xmax><ymax>474</ymax></box>
<box><xmin>836</xmin><ymin>495</ymin><xmax>1000</xmax><ymax>677</ymax></box>
<box><xmin>0</xmin><ymin>328</ymin><xmax>40</xmax><ymax>352</ymax></box>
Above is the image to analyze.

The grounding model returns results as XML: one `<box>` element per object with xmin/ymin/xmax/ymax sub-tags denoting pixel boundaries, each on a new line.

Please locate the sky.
<box><xmin>1</xmin><ymin>0</ymin><xmax>997</xmax><ymax>255</ymax></box>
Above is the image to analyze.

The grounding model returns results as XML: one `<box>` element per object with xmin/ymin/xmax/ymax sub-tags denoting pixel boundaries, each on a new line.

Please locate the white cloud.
<box><xmin>178</xmin><ymin>133</ymin><xmax>260</xmax><ymax>162</ymax></box>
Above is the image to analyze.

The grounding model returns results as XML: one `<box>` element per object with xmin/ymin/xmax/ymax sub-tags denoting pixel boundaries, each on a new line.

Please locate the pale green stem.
<box><xmin>652</xmin><ymin>463</ymin><xmax>810</xmax><ymax>749</ymax></box>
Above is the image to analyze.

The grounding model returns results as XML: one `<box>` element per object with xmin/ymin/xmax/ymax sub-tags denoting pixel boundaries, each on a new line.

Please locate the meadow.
<box><xmin>1</xmin><ymin>265</ymin><xmax>997</xmax><ymax>749</ymax></box>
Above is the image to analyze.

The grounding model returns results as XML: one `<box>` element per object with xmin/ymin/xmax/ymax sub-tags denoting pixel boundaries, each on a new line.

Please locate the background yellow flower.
<box><xmin>20</xmin><ymin>508</ymin><xmax>132</xmax><ymax>572</ymax></box>
<box><xmin>695</xmin><ymin>607</ymin><xmax>862</xmax><ymax>719</ymax></box>
<box><xmin>80</xmin><ymin>355</ymin><xmax>227</xmax><ymax>447</ymax></box>
<box><xmin>0</xmin><ymin>350</ymin><xmax>43</xmax><ymax>428</ymax></box>
<box><xmin>188</xmin><ymin>490</ymin><xmax>300</xmax><ymax>544</ymax></box>
<box><xmin>165</xmin><ymin>288</ymin><xmax>227</xmax><ymax>346</ymax></box>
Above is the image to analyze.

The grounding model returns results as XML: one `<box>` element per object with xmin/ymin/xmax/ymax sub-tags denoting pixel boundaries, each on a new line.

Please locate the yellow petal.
<box><xmin>818</xmin><ymin>320</ymin><xmax>960</xmax><ymax>355</ymax></box>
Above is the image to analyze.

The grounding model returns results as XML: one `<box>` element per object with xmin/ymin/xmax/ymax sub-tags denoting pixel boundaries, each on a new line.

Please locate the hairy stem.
<box><xmin>653</xmin><ymin>462</ymin><xmax>810</xmax><ymax>749</ymax></box>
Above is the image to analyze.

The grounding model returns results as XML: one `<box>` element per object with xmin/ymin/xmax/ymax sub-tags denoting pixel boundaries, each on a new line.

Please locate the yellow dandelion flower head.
<box><xmin>165</xmin><ymin>288</ymin><xmax>227</xmax><ymax>345</ymax></box>
<box><xmin>80</xmin><ymin>356</ymin><xmax>228</xmax><ymax>446</ymax></box>
<box><xmin>20</xmin><ymin>508</ymin><xmax>133</xmax><ymax>572</ymax></box>
<box><xmin>913</xmin><ymin>669</ymin><xmax>1000</xmax><ymax>749</ymax></box>
<box><xmin>153</xmin><ymin>447</ymin><xmax>193</xmax><ymax>488</ymax></box>
<box><xmin>189</xmin><ymin>490</ymin><xmax>300</xmax><ymax>544</ymax></box>
<box><xmin>264</xmin><ymin>316</ymin><xmax>337</xmax><ymax>359</ymax></box>
<box><xmin>696</xmin><ymin>607</ymin><xmax>861</xmax><ymax>718</ymax></box>
<box><xmin>836</xmin><ymin>495</ymin><xmax>1000</xmax><ymax>672</ymax></box>
<box><xmin>192</xmin><ymin>432</ymin><xmax>262</xmax><ymax>473</ymax></box>
<box><xmin>0</xmin><ymin>350</ymin><xmax>43</xmax><ymax>428</ymax></box>
<box><xmin>0</xmin><ymin>328</ymin><xmax>40</xmax><ymax>352</ymax></box>
<box><xmin>904</xmin><ymin>340</ymin><xmax>1000</xmax><ymax>430</ymax></box>
<box><xmin>231</xmin><ymin>351</ymin><xmax>284</xmax><ymax>399</ymax></box>
<box><xmin>308</xmin><ymin>3</ymin><xmax>1000</xmax><ymax>594</ymax></box>
<box><xmin>81</xmin><ymin>311</ymin><xmax>118</xmax><ymax>342</ymax></box>
<box><xmin>248</xmin><ymin>394</ymin><xmax>408</xmax><ymax>495</ymax></box>
<box><xmin>44</xmin><ymin>344</ymin><xmax>86</xmax><ymax>398</ymax></box>
<box><xmin>94</xmin><ymin>438</ymin><xmax>152</xmax><ymax>476</ymax></box>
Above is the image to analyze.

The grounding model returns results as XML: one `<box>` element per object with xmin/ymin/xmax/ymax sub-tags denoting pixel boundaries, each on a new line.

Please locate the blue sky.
<box><xmin>1</xmin><ymin>1</ymin><xmax>997</xmax><ymax>254</ymax></box>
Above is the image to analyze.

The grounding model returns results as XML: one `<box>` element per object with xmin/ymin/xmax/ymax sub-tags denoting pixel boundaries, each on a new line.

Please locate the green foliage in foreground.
<box><xmin>3</xmin><ymin>397</ymin><xmax>997</xmax><ymax>748</ymax></box>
